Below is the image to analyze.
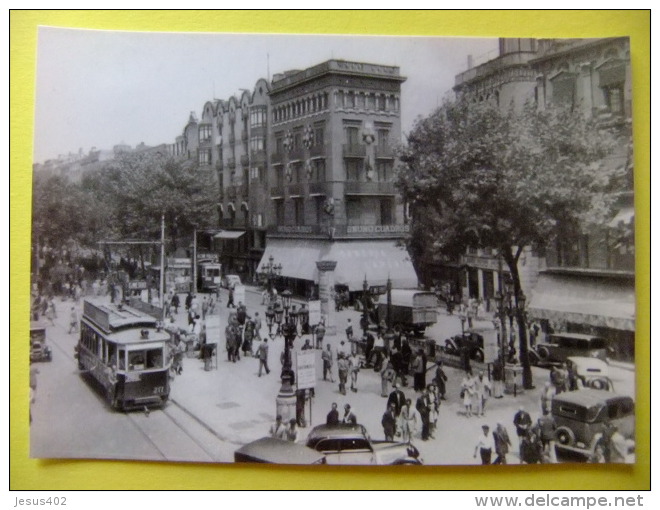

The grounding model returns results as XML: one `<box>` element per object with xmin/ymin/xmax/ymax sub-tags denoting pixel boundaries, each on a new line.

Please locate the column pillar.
<box><xmin>316</xmin><ymin>260</ymin><xmax>337</xmax><ymax>335</ymax></box>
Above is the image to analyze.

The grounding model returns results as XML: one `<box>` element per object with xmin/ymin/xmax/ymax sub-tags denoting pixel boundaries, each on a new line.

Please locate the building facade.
<box><xmin>444</xmin><ymin>37</ymin><xmax>634</xmax><ymax>360</ymax></box>
<box><xmin>169</xmin><ymin>60</ymin><xmax>418</xmax><ymax>298</ymax></box>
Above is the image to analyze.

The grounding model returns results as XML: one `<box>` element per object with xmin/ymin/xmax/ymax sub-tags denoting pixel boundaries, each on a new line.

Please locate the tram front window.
<box><xmin>147</xmin><ymin>349</ymin><xmax>163</xmax><ymax>369</ymax></box>
<box><xmin>128</xmin><ymin>352</ymin><xmax>145</xmax><ymax>370</ymax></box>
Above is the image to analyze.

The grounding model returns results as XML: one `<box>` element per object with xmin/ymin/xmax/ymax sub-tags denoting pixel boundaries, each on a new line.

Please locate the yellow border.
<box><xmin>10</xmin><ymin>10</ymin><xmax>650</xmax><ymax>490</ymax></box>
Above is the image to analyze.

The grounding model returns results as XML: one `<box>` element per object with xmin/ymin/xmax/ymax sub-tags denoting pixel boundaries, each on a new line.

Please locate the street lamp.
<box><xmin>259</xmin><ymin>254</ymin><xmax>282</xmax><ymax>294</ymax></box>
<box><xmin>360</xmin><ymin>276</ymin><xmax>370</xmax><ymax>337</ymax></box>
<box><xmin>276</xmin><ymin>288</ymin><xmax>300</xmax><ymax>422</ymax></box>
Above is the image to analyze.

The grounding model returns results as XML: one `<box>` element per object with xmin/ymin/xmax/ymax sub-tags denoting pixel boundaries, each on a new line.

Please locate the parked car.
<box><xmin>444</xmin><ymin>328</ymin><xmax>491</xmax><ymax>363</ymax></box>
<box><xmin>221</xmin><ymin>274</ymin><xmax>242</xmax><ymax>289</ymax></box>
<box><xmin>30</xmin><ymin>321</ymin><xmax>52</xmax><ymax>363</ymax></box>
<box><xmin>566</xmin><ymin>356</ymin><xmax>614</xmax><ymax>392</ymax></box>
<box><xmin>234</xmin><ymin>437</ymin><xmax>326</xmax><ymax>464</ymax></box>
<box><xmin>551</xmin><ymin>389</ymin><xmax>634</xmax><ymax>459</ymax></box>
<box><xmin>305</xmin><ymin>423</ymin><xmax>422</xmax><ymax>465</ymax></box>
<box><xmin>529</xmin><ymin>333</ymin><xmax>609</xmax><ymax>366</ymax></box>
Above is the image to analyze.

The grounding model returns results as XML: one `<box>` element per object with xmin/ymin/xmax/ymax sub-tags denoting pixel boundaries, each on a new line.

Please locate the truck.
<box><xmin>198</xmin><ymin>260</ymin><xmax>222</xmax><ymax>292</ymax></box>
<box><xmin>376</xmin><ymin>289</ymin><xmax>438</xmax><ymax>337</ymax></box>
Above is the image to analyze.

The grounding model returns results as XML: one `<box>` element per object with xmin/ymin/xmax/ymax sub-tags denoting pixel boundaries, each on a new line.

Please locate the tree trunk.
<box><xmin>502</xmin><ymin>246</ymin><xmax>534</xmax><ymax>390</ymax></box>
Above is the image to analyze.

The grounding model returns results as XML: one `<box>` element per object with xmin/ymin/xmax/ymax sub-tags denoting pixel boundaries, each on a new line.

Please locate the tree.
<box><xmin>396</xmin><ymin>98</ymin><xmax>624</xmax><ymax>389</ymax></box>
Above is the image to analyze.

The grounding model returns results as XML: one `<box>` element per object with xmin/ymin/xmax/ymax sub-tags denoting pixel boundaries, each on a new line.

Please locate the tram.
<box><xmin>75</xmin><ymin>298</ymin><xmax>171</xmax><ymax>411</ymax></box>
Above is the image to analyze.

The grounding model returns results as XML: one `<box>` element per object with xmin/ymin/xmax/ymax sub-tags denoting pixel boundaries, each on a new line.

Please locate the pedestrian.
<box><xmin>337</xmin><ymin>353</ymin><xmax>349</xmax><ymax>395</ymax></box>
<box><xmin>513</xmin><ymin>406</ymin><xmax>533</xmax><ymax>463</ymax></box>
<box><xmin>427</xmin><ymin>383</ymin><xmax>440</xmax><ymax>435</ymax></box>
<box><xmin>348</xmin><ymin>352</ymin><xmax>360</xmax><ymax>392</ymax></box>
<box><xmin>474</xmin><ymin>371</ymin><xmax>492</xmax><ymax>417</ymax></box>
<box><xmin>321</xmin><ymin>343</ymin><xmax>335</xmax><ymax>382</ymax></box>
<box><xmin>253</xmin><ymin>312</ymin><xmax>262</xmax><ymax>341</ymax></box>
<box><xmin>536</xmin><ymin>410</ymin><xmax>558</xmax><ymax>463</ymax></box>
<box><xmin>493</xmin><ymin>422</ymin><xmax>512</xmax><ymax>465</ymax></box>
<box><xmin>416</xmin><ymin>388</ymin><xmax>433</xmax><ymax>440</ymax></box>
<box><xmin>45</xmin><ymin>299</ymin><xmax>55</xmax><ymax>325</ymax></box>
<box><xmin>387</xmin><ymin>383</ymin><xmax>406</xmax><ymax>417</ymax></box>
<box><xmin>550</xmin><ymin>364</ymin><xmax>568</xmax><ymax>394</ymax></box>
<box><xmin>68</xmin><ymin>307</ymin><xmax>78</xmax><ymax>334</ymax></box>
<box><xmin>461</xmin><ymin>370</ymin><xmax>475</xmax><ymax>417</ymax></box>
<box><xmin>540</xmin><ymin>381</ymin><xmax>556</xmax><ymax>415</ymax></box>
<box><xmin>315</xmin><ymin>319</ymin><xmax>326</xmax><ymax>349</ymax></box>
<box><xmin>256</xmin><ymin>337</ymin><xmax>270</xmax><ymax>377</ymax></box>
<box><xmin>412</xmin><ymin>349</ymin><xmax>426</xmax><ymax>392</ymax></box>
<box><xmin>269</xmin><ymin>415</ymin><xmax>285</xmax><ymax>439</ymax></box>
<box><xmin>285</xmin><ymin>418</ymin><xmax>299</xmax><ymax>442</ymax></box>
<box><xmin>226</xmin><ymin>323</ymin><xmax>238</xmax><ymax>363</ymax></box>
<box><xmin>236</xmin><ymin>302</ymin><xmax>247</xmax><ymax>325</ymax></box>
<box><xmin>338</xmin><ymin>340</ymin><xmax>349</xmax><ymax>359</ymax></box>
<box><xmin>301</xmin><ymin>338</ymin><xmax>313</xmax><ymax>351</ymax></box>
<box><xmin>474</xmin><ymin>425</ymin><xmax>495</xmax><ymax>465</ymax></box>
<box><xmin>491</xmin><ymin>358</ymin><xmax>505</xmax><ymax>398</ymax></box>
<box><xmin>368</xmin><ymin>332</ymin><xmax>385</xmax><ymax>370</ymax></box>
<box><xmin>201</xmin><ymin>296</ymin><xmax>209</xmax><ymax>320</ymax></box>
<box><xmin>342</xmin><ymin>404</ymin><xmax>357</xmax><ymax>425</ymax></box>
<box><xmin>400</xmin><ymin>339</ymin><xmax>412</xmax><ymax>387</ymax></box>
<box><xmin>399</xmin><ymin>398</ymin><xmax>419</xmax><ymax>443</ymax></box>
<box><xmin>48</xmin><ymin>298</ymin><xmax>57</xmax><ymax>319</ymax></box>
<box><xmin>434</xmin><ymin>361</ymin><xmax>448</xmax><ymax>400</ymax></box>
<box><xmin>226</xmin><ymin>285</ymin><xmax>235</xmax><ymax>308</ymax></box>
<box><xmin>326</xmin><ymin>403</ymin><xmax>339</xmax><ymax>425</ymax></box>
<box><xmin>380</xmin><ymin>358</ymin><xmax>396</xmax><ymax>397</ymax></box>
<box><xmin>381</xmin><ymin>404</ymin><xmax>397</xmax><ymax>441</ymax></box>
<box><xmin>346</xmin><ymin>318</ymin><xmax>355</xmax><ymax>354</ymax></box>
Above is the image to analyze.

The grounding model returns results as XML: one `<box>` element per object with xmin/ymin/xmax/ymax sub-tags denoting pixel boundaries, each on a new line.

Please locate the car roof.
<box><xmin>234</xmin><ymin>437</ymin><xmax>325</xmax><ymax>464</ymax></box>
<box><xmin>307</xmin><ymin>423</ymin><xmax>366</xmax><ymax>440</ymax></box>
<box><xmin>549</xmin><ymin>333</ymin><xmax>605</xmax><ymax>341</ymax></box>
<box><xmin>567</xmin><ymin>356</ymin><xmax>609</xmax><ymax>371</ymax></box>
<box><xmin>552</xmin><ymin>389</ymin><xmax>631</xmax><ymax>407</ymax></box>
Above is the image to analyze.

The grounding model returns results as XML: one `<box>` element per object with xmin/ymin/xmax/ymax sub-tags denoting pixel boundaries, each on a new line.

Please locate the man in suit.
<box><xmin>381</xmin><ymin>403</ymin><xmax>397</xmax><ymax>441</ymax></box>
<box><xmin>342</xmin><ymin>404</ymin><xmax>357</xmax><ymax>425</ymax></box>
<box><xmin>416</xmin><ymin>388</ymin><xmax>433</xmax><ymax>441</ymax></box>
<box><xmin>387</xmin><ymin>383</ymin><xmax>406</xmax><ymax>417</ymax></box>
<box><xmin>326</xmin><ymin>402</ymin><xmax>339</xmax><ymax>425</ymax></box>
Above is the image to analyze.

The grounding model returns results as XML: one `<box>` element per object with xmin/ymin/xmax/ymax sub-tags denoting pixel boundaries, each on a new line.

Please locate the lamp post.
<box><xmin>259</xmin><ymin>254</ymin><xmax>282</xmax><ymax>294</ymax></box>
<box><xmin>360</xmin><ymin>276</ymin><xmax>370</xmax><ymax>337</ymax></box>
<box><xmin>276</xmin><ymin>288</ymin><xmax>299</xmax><ymax>421</ymax></box>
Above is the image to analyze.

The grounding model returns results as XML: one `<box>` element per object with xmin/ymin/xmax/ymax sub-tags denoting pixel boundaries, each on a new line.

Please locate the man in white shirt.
<box><xmin>474</xmin><ymin>425</ymin><xmax>496</xmax><ymax>465</ymax></box>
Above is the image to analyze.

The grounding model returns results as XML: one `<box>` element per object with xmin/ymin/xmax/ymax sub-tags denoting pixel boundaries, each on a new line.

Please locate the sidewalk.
<box><xmin>166</xmin><ymin>286</ymin><xmax>549</xmax><ymax>464</ymax></box>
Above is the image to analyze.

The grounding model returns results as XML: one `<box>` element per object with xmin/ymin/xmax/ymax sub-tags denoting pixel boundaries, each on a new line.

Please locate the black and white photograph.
<box><xmin>29</xmin><ymin>28</ymin><xmax>636</xmax><ymax>467</ymax></box>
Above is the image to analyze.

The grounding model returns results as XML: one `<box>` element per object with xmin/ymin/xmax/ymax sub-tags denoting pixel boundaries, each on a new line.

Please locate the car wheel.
<box><xmin>589</xmin><ymin>378</ymin><xmax>607</xmax><ymax>391</ymax></box>
<box><xmin>473</xmin><ymin>349</ymin><xmax>484</xmax><ymax>363</ymax></box>
<box><xmin>537</xmin><ymin>346</ymin><xmax>550</xmax><ymax>360</ymax></box>
<box><xmin>555</xmin><ymin>426</ymin><xmax>575</xmax><ymax>446</ymax></box>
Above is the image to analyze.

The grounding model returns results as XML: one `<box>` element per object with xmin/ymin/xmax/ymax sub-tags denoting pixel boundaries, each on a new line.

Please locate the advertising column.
<box><xmin>315</xmin><ymin>260</ymin><xmax>337</xmax><ymax>335</ymax></box>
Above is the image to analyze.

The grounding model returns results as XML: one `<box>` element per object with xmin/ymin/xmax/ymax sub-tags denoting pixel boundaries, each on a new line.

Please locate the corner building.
<box><xmin>261</xmin><ymin>61</ymin><xmax>417</xmax><ymax>298</ymax></box>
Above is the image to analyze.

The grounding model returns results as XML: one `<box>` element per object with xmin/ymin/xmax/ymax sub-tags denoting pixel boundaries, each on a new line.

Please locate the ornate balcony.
<box><xmin>271</xmin><ymin>152</ymin><xmax>283</xmax><ymax>165</ymax></box>
<box><xmin>344</xmin><ymin>180</ymin><xmax>395</xmax><ymax>195</ymax></box>
<box><xmin>227</xmin><ymin>157</ymin><xmax>236</xmax><ymax>169</ymax></box>
<box><xmin>342</xmin><ymin>144</ymin><xmax>366</xmax><ymax>158</ymax></box>
<box><xmin>240</xmin><ymin>154</ymin><xmax>250</xmax><ymax>167</ymax></box>
<box><xmin>287</xmin><ymin>183</ymin><xmax>304</xmax><ymax>197</ymax></box>
<box><xmin>309</xmin><ymin>181</ymin><xmax>331</xmax><ymax>196</ymax></box>
<box><xmin>375</xmin><ymin>145</ymin><xmax>395</xmax><ymax>159</ymax></box>
<box><xmin>270</xmin><ymin>185</ymin><xmax>285</xmax><ymax>197</ymax></box>
<box><xmin>309</xmin><ymin>144</ymin><xmax>326</xmax><ymax>158</ymax></box>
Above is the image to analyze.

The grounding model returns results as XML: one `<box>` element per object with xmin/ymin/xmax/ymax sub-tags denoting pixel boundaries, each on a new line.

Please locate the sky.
<box><xmin>33</xmin><ymin>27</ymin><xmax>498</xmax><ymax>163</ymax></box>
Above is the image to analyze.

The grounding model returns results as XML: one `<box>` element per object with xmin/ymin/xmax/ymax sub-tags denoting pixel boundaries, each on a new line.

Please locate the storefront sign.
<box><xmin>295</xmin><ymin>350</ymin><xmax>316</xmax><ymax>390</ymax></box>
<box><xmin>346</xmin><ymin>224</ymin><xmax>410</xmax><ymax>234</ymax></box>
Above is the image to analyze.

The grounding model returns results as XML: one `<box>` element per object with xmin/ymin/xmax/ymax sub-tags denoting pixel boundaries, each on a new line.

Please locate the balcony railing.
<box><xmin>239</xmin><ymin>184</ymin><xmax>249</xmax><ymax>198</ymax></box>
<box><xmin>309</xmin><ymin>181</ymin><xmax>331</xmax><ymax>196</ymax></box>
<box><xmin>251</xmin><ymin>150</ymin><xmax>267</xmax><ymax>165</ymax></box>
<box><xmin>375</xmin><ymin>145</ymin><xmax>395</xmax><ymax>159</ymax></box>
<box><xmin>344</xmin><ymin>180</ymin><xmax>395</xmax><ymax>195</ymax></box>
<box><xmin>271</xmin><ymin>152</ymin><xmax>283</xmax><ymax>164</ymax></box>
<box><xmin>289</xmin><ymin>148</ymin><xmax>305</xmax><ymax>161</ymax></box>
<box><xmin>240</xmin><ymin>154</ymin><xmax>250</xmax><ymax>167</ymax></box>
<box><xmin>227</xmin><ymin>186</ymin><xmax>237</xmax><ymax>200</ymax></box>
<box><xmin>287</xmin><ymin>183</ymin><xmax>304</xmax><ymax>196</ymax></box>
<box><xmin>342</xmin><ymin>144</ymin><xmax>367</xmax><ymax>158</ymax></box>
<box><xmin>270</xmin><ymin>185</ymin><xmax>285</xmax><ymax>197</ymax></box>
<box><xmin>309</xmin><ymin>144</ymin><xmax>326</xmax><ymax>158</ymax></box>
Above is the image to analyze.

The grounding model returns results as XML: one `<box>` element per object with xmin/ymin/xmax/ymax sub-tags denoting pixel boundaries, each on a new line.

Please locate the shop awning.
<box><xmin>329</xmin><ymin>241</ymin><xmax>418</xmax><ymax>292</ymax></box>
<box><xmin>257</xmin><ymin>239</ymin><xmax>418</xmax><ymax>292</ymax></box>
<box><xmin>213</xmin><ymin>230</ymin><xmax>245</xmax><ymax>240</ymax></box>
<box><xmin>257</xmin><ymin>239</ymin><xmax>324</xmax><ymax>282</ymax></box>
<box><xmin>527</xmin><ymin>272</ymin><xmax>635</xmax><ymax>331</ymax></box>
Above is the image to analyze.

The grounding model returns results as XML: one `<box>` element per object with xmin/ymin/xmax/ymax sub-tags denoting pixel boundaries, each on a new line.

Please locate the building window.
<box><xmin>345</xmin><ymin>126</ymin><xmax>360</xmax><ymax>147</ymax></box>
<box><xmin>377</xmin><ymin>95</ymin><xmax>386</xmax><ymax>110</ymax></box>
<box><xmin>376</xmin><ymin>161</ymin><xmax>392</xmax><ymax>182</ymax></box>
<box><xmin>199</xmin><ymin>125</ymin><xmax>212</xmax><ymax>143</ymax></box>
<box><xmin>357</xmin><ymin>93</ymin><xmax>365</xmax><ymax>109</ymax></box>
<box><xmin>380</xmin><ymin>198</ymin><xmax>393</xmax><ymax>225</ymax></box>
<box><xmin>250</xmin><ymin>106</ymin><xmax>267</xmax><ymax>128</ymax></box>
<box><xmin>274</xmin><ymin>199</ymin><xmax>284</xmax><ymax>225</ymax></box>
<box><xmin>293</xmin><ymin>129</ymin><xmax>303</xmax><ymax>150</ymax></box>
<box><xmin>314</xmin><ymin>159</ymin><xmax>326</xmax><ymax>182</ymax></box>
<box><xmin>347</xmin><ymin>91</ymin><xmax>355</xmax><ymax>108</ymax></box>
<box><xmin>198</xmin><ymin>148</ymin><xmax>212</xmax><ymax>166</ymax></box>
<box><xmin>603</xmin><ymin>84</ymin><xmax>624</xmax><ymax>114</ymax></box>
<box><xmin>275</xmin><ymin>167</ymin><xmax>284</xmax><ymax>188</ymax></box>
<box><xmin>377</xmin><ymin>128</ymin><xmax>390</xmax><ymax>147</ymax></box>
<box><xmin>275</xmin><ymin>134</ymin><xmax>284</xmax><ymax>155</ymax></box>
<box><xmin>250</xmin><ymin>136</ymin><xmax>265</xmax><ymax>152</ymax></box>
<box><xmin>345</xmin><ymin>160</ymin><xmax>362</xmax><ymax>181</ymax></box>
<box><xmin>314</xmin><ymin>124</ymin><xmax>325</xmax><ymax>146</ymax></box>
<box><xmin>314</xmin><ymin>197</ymin><xmax>324</xmax><ymax>225</ymax></box>
<box><xmin>294</xmin><ymin>198</ymin><xmax>305</xmax><ymax>225</ymax></box>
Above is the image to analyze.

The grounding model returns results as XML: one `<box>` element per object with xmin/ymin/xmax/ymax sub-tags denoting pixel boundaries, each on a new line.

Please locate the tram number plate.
<box><xmin>153</xmin><ymin>386</ymin><xmax>165</xmax><ymax>395</ymax></box>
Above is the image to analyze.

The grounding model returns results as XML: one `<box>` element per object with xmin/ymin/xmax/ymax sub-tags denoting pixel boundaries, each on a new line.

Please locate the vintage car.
<box><xmin>443</xmin><ymin>327</ymin><xmax>494</xmax><ymax>363</ymax></box>
<box><xmin>376</xmin><ymin>290</ymin><xmax>438</xmax><ymax>337</ymax></box>
<box><xmin>30</xmin><ymin>321</ymin><xmax>52</xmax><ymax>363</ymax></box>
<box><xmin>552</xmin><ymin>389</ymin><xmax>634</xmax><ymax>459</ymax></box>
<box><xmin>305</xmin><ymin>423</ymin><xmax>422</xmax><ymax>465</ymax></box>
<box><xmin>566</xmin><ymin>356</ymin><xmax>614</xmax><ymax>391</ymax></box>
<box><xmin>234</xmin><ymin>437</ymin><xmax>326</xmax><ymax>464</ymax></box>
<box><xmin>529</xmin><ymin>333</ymin><xmax>609</xmax><ymax>366</ymax></box>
